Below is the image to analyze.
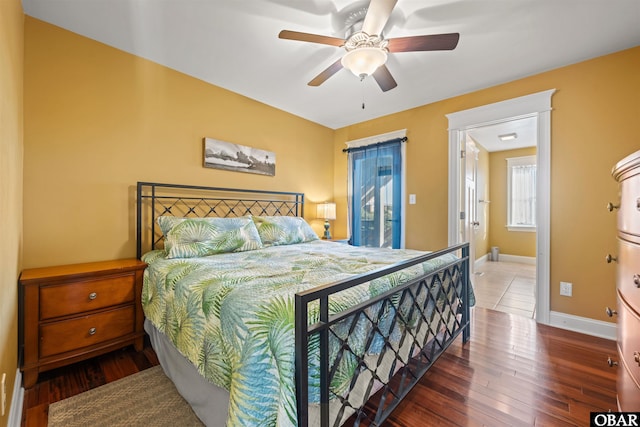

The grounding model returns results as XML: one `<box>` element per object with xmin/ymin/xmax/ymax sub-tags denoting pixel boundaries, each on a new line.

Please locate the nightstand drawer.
<box><xmin>40</xmin><ymin>274</ymin><xmax>136</xmax><ymax>320</ymax></box>
<box><xmin>40</xmin><ymin>305</ymin><xmax>135</xmax><ymax>358</ymax></box>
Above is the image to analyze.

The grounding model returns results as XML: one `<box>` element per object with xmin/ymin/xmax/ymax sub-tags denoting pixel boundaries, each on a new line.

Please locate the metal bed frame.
<box><xmin>136</xmin><ymin>181</ymin><xmax>470</xmax><ymax>427</ymax></box>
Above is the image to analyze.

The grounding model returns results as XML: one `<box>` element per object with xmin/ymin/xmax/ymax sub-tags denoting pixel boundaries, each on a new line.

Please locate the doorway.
<box><xmin>446</xmin><ymin>89</ymin><xmax>555</xmax><ymax>325</ymax></box>
<box><xmin>464</xmin><ymin>121</ymin><xmax>538</xmax><ymax>318</ymax></box>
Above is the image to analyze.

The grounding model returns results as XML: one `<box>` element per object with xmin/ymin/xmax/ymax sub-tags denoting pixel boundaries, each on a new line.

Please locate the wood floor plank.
<box><xmin>21</xmin><ymin>307</ymin><xmax>618</xmax><ymax>426</ymax></box>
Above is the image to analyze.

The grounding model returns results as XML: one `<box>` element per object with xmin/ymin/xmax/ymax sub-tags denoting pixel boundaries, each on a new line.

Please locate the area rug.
<box><xmin>47</xmin><ymin>366</ymin><xmax>204</xmax><ymax>426</ymax></box>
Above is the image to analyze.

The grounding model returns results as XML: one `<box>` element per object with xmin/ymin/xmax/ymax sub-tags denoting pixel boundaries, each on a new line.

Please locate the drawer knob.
<box><xmin>607</xmin><ymin>202</ymin><xmax>619</xmax><ymax>212</ymax></box>
<box><xmin>607</xmin><ymin>357</ymin><xmax>618</xmax><ymax>367</ymax></box>
<box><xmin>88</xmin><ymin>327</ymin><xmax>97</xmax><ymax>336</ymax></box>
<box><xmin>606</xmin><ymin>254</ymin><xmax>618</xmax><ymax>264</ymax></box>
<box><xmin>635</xmin><ymin>351</ymin><xmax>640</xmax><ymax>367</ymax></box>
<box><xmin>605</xmin><ymin>307</ymin><xmax>617</xmax><ymax>317</ymax></box>
<box><xmin>88</xmin><ymin>292</ymin><xmax>98</xmax><ymax>300</ymax></box>
<box><xmin>634</xmin><ymin>274</ymin><xmax>640</xmax><ymax>288</ymax></box>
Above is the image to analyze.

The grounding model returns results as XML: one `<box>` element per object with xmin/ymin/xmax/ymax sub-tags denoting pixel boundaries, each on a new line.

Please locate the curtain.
<box><xmin>347</xmin><ymin>140</ymin><xmax>402</xmax><ymax>248</ymax></box>
<box><xmin>511</xmin><ymin>164</ymin><xmax>537</xmax><ymax>226</ymax></box>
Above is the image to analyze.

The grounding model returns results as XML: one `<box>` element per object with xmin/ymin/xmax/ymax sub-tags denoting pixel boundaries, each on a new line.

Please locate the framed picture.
<box><xmin>203</xmin><ymin>137</ymin><xmax>276</xmax><ymax>176</ymax></box>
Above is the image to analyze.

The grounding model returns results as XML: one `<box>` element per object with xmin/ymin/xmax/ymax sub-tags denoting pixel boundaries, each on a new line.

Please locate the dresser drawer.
<box><xmin>40</xmin><ymin>274</ymin><xmax>136</xmax><ymax>320</ymax></box>
<box><xmin>39</xmin><ymin>305</ymin><xmax>135</xmax><ymax>358</ymax></box>
<box><xmin>617</xmin><ymin>294</ymin><xmax>640</xmax><ymax>387</ymax></box>
<box><xmin>617</xmin><ymin>238</ymin><xmax>640</xmax><ymax>313</ymax></box>
<box><xmin>618</xmin><ymin>172</ymin><xmax>640</xmax><ymax>241</ymax></box>
<box><xmin>617</xmin><ymin>345</ymin><xmax>640</xmax><ymax>411</ymax></box>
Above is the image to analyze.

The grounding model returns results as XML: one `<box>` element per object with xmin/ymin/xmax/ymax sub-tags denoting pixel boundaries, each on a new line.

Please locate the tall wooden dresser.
<box><xmin>611</xmin><ymin>149</ymin><xmax>640</xmax><ymax>410</ymax></box>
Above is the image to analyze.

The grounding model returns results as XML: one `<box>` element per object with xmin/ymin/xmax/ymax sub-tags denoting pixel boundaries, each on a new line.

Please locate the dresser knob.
<box><xmin>607</xmin><ymin>202</ymin><xmax>620</xmax><ymax>212</ymax></box>
<box><xmin>88</xmin><ymin>327</ymin><xmax>97</xmax><ymax>336</ymax></box>
<box><xmin>605</xmin><ymin>307</ymin><xmax>617</xmax><ymax>317</ymax></box>
<box><xmin>634</xmin><ymin>274</ymin><xmax>640</xmax><ymax>288</ymax></box>
<box><xmin>88</xmin><ymin>292</ymin><xmax>98</xmax><ymax>300</ymax></box>
<box><xmin>606</xmin><ymin>254</ymin><xmax>618</xmax><ymax>264</ymax></box>
<box><xmin>607</xmin><ymin>357</ymin><xmax>618</xmax><ymax>367</ymax></box>
<box><xmin>634</xmin><ymin>351</ymin><xmax>640</xmax><ymax>367</ymax></box>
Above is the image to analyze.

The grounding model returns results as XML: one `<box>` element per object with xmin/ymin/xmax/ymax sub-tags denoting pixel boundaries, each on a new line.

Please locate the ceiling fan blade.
<box><xmin>362</xmin><ymin>0</ymin><xmax>398</xmax><ymax>36</ymax></box>
<box><xmin>278</xmin><ymin>30</ymin><xmax>344</xmax><ymax>47</ymax></box>
<box><xmin>387</xmin><ymin>33</ymin><xmax>460</xmax><ymax>52</ymax></box>
<box><xmin>308</xmin><ymin>58</ymin><xmax>344</xmax><ymax>86</ymax></box>
<box><xmin>372</xmin><ymin>65</ymin><xmax>397</xmax><ymax>92</ymax></box>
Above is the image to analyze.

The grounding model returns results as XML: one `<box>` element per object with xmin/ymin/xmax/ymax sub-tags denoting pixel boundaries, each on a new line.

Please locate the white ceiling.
<box><xmin>22</xmin><ymin>0</ymin><xmax>640</xmax><ymax>131</ymax></box>
<box><xmin>467</xmin><ymin>116</ymin><xmax>537</xmax><ymax>152</ymax></box>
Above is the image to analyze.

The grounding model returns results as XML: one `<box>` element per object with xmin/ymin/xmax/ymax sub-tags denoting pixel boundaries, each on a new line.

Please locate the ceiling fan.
<box><xmin>278</xmin><ymin>0</ymin><xmax>460</xmax><ymax>92</ymax></box>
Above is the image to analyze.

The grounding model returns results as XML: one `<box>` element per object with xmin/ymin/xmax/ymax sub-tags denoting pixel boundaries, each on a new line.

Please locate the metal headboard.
<box><xmin>136</xmin><ymin>181</ymin><xmax>305</xmax><ymax>258</ymax></box>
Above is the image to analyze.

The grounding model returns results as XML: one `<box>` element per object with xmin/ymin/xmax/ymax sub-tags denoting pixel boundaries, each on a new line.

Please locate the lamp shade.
<box><xmin>316</xmin><ymin>202</ymin><xmax>336</xmax><ymax>220</ymax></box>
<box><xmin>341</xmin><ymin>47</ymin><xmax>387</xmax><ymax>78</ymax></box>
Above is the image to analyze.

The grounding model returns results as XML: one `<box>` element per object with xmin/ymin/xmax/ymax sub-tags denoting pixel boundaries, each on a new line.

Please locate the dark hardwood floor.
<box><xmin>22</xmin><ymin>307</ymin><xmax>618</xmax><ymax>426</ymax></box>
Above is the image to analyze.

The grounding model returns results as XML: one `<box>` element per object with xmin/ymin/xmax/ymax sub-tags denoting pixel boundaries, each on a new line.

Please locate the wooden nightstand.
<box><xmin>19</xmin><ymin>259</ymin><xmax>147</xmax><ymax>388</ymax></box>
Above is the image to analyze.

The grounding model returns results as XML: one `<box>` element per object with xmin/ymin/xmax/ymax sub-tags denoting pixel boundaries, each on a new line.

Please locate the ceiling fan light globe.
<box><xmin>341</xmin><ymin>47</ymin><xmax>387</xmax><ymax>78</ymax></box>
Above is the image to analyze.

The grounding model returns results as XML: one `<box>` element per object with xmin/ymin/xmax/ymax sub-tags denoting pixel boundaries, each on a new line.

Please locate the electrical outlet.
<box><xmin>1</xmin><ymin>372</ymin><xmax>6</xmax><ymax>416</ymax></box>
<box><xmin>560</xmin><ymin>281</ymin><xmax>572</xmax><ymax>297</ymax></box>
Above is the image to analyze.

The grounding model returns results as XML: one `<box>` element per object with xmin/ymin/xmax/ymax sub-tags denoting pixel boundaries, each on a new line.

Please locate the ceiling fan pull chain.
<box><xmin>362</xmin><ymin>78</ymin><xmax>366</xmax><ymax>110</ymax></box>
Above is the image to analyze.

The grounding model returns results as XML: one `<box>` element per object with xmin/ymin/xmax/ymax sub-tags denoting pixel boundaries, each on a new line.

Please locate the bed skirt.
<box><xmin>145</xmin><ymin>319</ymin><xmax>229</xmax><ymax>426</ymax></box>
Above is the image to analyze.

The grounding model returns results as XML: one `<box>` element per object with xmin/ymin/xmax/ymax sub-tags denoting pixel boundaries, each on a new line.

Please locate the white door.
<box><xmin>464</xmin><ymin>138</ymin><xmax>479</xmax><ymax>274</ymax></box>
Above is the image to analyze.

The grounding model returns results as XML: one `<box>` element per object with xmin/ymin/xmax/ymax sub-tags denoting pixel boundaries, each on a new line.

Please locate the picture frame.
<box><xmin>203</xmin><ymin>137</ymin><xmax>276</xmax><ymax>176</ymax></box>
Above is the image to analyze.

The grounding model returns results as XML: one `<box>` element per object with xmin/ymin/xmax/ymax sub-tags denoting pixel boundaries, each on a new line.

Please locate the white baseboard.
<box><xmin>474</xmin><ymin>254</ymin><xmax>489</xmax><ymax>269</ymax></box>
<box><xmin>497</xmin><ymin>253</ymin><xmax>536</xmax><ymax>264</ymax></box>
<box><xmin>8</xmin><ymin>369</ymin><xmax>24</xmax><ymax>427</ymax></box>
<box><xmin>549</xmin><ymin>311</ymin><xmax>617</xmax><ymax>340</ymax></box>
<box><xmin>477</xmin><ymin>252</ymin><xmax>536</xmax><ymax>265</ymax></box>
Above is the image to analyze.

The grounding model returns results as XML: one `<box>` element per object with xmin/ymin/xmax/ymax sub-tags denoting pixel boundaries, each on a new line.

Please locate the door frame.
<box><xmin>446</xmin><ymin>89</ymin><xmax>555</xmax><ymax>325</ymax></box>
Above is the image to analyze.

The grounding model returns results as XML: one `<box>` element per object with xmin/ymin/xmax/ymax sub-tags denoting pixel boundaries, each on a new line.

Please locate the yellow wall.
<box><xmin>335</xmin><ymin>46</ymin><xmax>640</xmax><ymax>322</ymax></box>
<box><xmin>23</xmin><ymin>17</ymin><xmax>335</xmax><ymax>268</ymax></box>
<box><xmin>0</xmin><ymin>0</ymin><xmax>24</xmax><ymax>422</ymax></box>
<box><xmin>488</xmin><ymin>147</ymin><xmax>537</xmax><ymax>258</ymax></box>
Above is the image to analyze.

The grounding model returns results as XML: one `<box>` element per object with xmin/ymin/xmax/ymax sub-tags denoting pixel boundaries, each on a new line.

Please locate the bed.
<box><xmin>136</xmin><ymin>181</ymin><xmax>473</xmax><ymax>427</ymax></box>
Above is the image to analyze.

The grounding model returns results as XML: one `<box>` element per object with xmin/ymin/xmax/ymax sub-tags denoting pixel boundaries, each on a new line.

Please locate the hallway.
<box><xmin>472</xmin><ymin>260</ymin><xmax>536</xmax><ymax>318</ymax></box>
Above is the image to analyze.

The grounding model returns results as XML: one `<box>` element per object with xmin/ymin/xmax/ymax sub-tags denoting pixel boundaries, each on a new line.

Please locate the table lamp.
<box><xmin>316</xmin><ymin>202</ymin><xmax>336</xmax><ymax>239</ymax></box>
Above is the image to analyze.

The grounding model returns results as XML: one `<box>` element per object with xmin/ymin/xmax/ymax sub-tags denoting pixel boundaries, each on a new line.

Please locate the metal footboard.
<box><xmin>295</xmin><ymin>243</ymin><xmax>470</xmax><ymax>427</ymax></box>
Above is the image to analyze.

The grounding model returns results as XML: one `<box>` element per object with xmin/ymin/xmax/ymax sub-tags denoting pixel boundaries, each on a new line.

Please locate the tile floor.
<box><xmin>471</xmin><ymin>260</ymin><xmax>537</xmax><ymax>318</ymax></box>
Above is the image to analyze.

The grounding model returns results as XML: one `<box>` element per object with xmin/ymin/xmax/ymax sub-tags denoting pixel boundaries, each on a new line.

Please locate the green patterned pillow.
<box><xmin>157</xmin><ymin>216</ymin><xmax>263</xmax><ymax>258</ymax></box>
<box><xmin>252</xmin><ymin>216</ymin><xmax>319</xmax><ymax>246</ymax></box>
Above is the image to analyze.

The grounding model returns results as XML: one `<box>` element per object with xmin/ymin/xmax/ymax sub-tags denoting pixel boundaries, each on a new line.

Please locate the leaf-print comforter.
<box><xmin>141</xmin><ymin>240</ymin><xmax>472</xmax><ymax>426</ymax></box>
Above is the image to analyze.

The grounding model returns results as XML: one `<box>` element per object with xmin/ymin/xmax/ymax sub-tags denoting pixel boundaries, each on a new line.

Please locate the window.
<box><xmin>507</xmin><ymin>155</ymin><xmax>536</xmax><ymax>231</ymax></box>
